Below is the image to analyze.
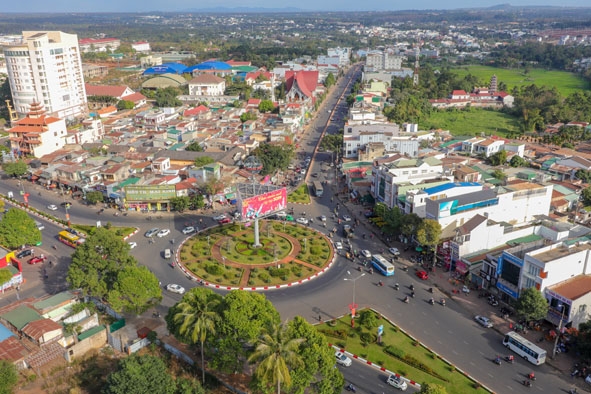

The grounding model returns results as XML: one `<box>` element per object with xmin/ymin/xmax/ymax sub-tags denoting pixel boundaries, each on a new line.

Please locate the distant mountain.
<box><xmin>184</xmin><ymin>6</ymin><xmax>304</xmax><ymax>13</ymax></box>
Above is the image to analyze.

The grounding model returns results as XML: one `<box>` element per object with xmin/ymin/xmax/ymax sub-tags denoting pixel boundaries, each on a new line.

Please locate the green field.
<box><xmin>451</xmin><ymin>65</ymin><xmax>590</xmax><ymax>97</ymax></box>
<box><xmin>422</xmin><ymin>108</ymin><xmax>520</xmax><ymax>137</ymax></box>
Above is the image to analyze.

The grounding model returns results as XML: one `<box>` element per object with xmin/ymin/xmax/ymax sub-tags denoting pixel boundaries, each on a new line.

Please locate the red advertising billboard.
<box><xmin>241</xmin><ymin>188</ymin><xmax>287</xmax><ymax>220</ymax></box>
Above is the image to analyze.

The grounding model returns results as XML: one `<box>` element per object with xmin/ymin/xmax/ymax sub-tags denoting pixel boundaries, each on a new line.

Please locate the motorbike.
<box><xmin>404</xmin><ymin>296</ymin><xmax>409</xmax><ymax>304</ymax></box>
<box><xmin>357</xmin><ymin>266</ymin><xmax>362</xmax><ymax>272</ymax></box>
<box><xmin>52</xmin><ymin>245</ymin><xmax>57</xmax><ymax>250</ymax></box>
<box><xmin>429</xmin><ymin>298</ymin><xmax>435</xmax><ymax>305</ymax></box>
<box><xmin>411</xmin><ymin>291</ymin><xmax>415</xmax><ymax>298</ymax></box>
<box><xmin>569</xmin><ymin>389</ymin><xmax>578</xmax><ymax>394</ymax></box>
<box><xmin>428</xmin><ymin>287</ymin><xmax>433</xmax><ymax>293</ymax></box>
<box><xmin>152</xmin><ymin>311</ymin><xmax>161</xmax><ymax>318</ymax></box>
<box><xmin>345</xmin><ymin>384</ymin><xmax>356</xmax><ymax>392</ymax></box>
<box><xmin>377</xmin><ymin>281</ymin><xmax>384</xmax><ymax>287</ymax></box>
<box><xmin>493</xmin><ymin>357</ymin><xmax>501</xmax><ymax>366</ymax></box>
<box><xmin>368</xmin><ymin>268</ymin><xmax>373</xmax><ymax>275</ymax></box>
<box><xmin>505</xmin><ymin>356</ymin><xmax>514</xmax><ymax>364</ymax></box>
<box><xmin>440</xmin><ymin>299</ymin><xmax>446</xmax><ymax>306</ymax></box>
<box><xmin>409</xmin><ymin>284</ymin><xmax>415</xmax><ymax>291</ymax></box>
<box><xmin>522</xmin><ymin>380</ymin><xmax>532</xmax><ymax>388</ymax></box>
<box><xmin>394</xmin><ymin>283</ymin><xmax>399</xmax><ymax>290</ymax></box>
<box><xmin>527</xmin><ymin>373</ymin><xmax>536</xmax><ymax>381</ymax></box>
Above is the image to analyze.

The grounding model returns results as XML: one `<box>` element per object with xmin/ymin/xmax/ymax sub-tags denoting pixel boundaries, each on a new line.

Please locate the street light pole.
<box><xmin>552</xmin><ymin>304</ymin><xmax>566</xmax><ymax>359</ymax></box>
<box><xmin>344</xmin><ymin>270</ymin><xmax>365</xmax><ymax>327</ymax></box>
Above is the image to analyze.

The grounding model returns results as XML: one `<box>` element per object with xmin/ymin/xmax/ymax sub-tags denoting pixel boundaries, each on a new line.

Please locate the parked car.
<box><xmin>28</xmin><ymin>256</ymin><xmax>46</xmax><ymax>265</ymax></box>
<box><xmin>128</xmin><ymin>242</ymin><xmax>137</xmax><ymax>249</ymax></box>
<box><xmin>213</xmin><ymin>214</ymin><xmax>226</xmax><ymax>221</ymax></box>
<box><xmin>474</xmin><ymin>315</ymin><xmax>493</xmax><ymax>328</ymax></box>
<box><xmin>47</xmin><ymin>204</ymin><xmax>58</xmax><ymax>211</ymax></box>
<box><xmin>296</xmin><ymin>217</ymin><xmax>309</xmax><ymax>225</ymax></box>
<box><xmin>166</xmin><ymin>284</ymin><xmax>185</xmax><ymax>294</ymax></box>
<box><xmin>182</xmin><ymin>226</ymin><xmax>195</xmax><ymax>235</ymax></box>
<box><xmin>218</xmin><ymin>218</ymin><xmax>232</xmax><ymax>224</ymax></box>
<box><xmin>335</xmin><ymin>351</ymin><xmax>352</xmax><ymax>367</ymax></box>
<box><xmin>386</xmin><ymin>375</ymin><xmax>408</xmax><ymax>391</ymax></box>
<box><xmin>17</xmin><ymin>249</ymin><xmax>34</xmax><ymax>259</ymax></box>
<box><xmin>157</xmin><ymin>229</ymin><xmax>170</xmax><ymax>238</ymax></box>
<box><xmin>360</xmin><ymin>250</ymin><xmax>371</xmax><ymax>258</ymax></box>
<box><xmin>144</xmin><ymin>228</ymin><xmax>160</xmax><ymax>238</ymax></box>
<box><xmin>388</xmin><ymin>247</ymin><xmax>400</xmax><ymax>256</ymax></box>
<box><xmin>416</xmin><ymin>270</ymin><xmax>429</xmax><ymax>280</ymax></box>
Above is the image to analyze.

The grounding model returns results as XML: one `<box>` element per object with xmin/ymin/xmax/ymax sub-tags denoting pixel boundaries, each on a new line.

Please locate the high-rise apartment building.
<box><xmin>3</xmin><ymin>31</ymin><xmax>87</xmax><ymax>120</ymax></box>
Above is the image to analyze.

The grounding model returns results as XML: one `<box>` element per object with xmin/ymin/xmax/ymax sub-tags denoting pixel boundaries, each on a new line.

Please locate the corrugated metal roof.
<box><xmin>78</xmin><ymin>325</ymin><xmax>106</xmax><ymax>341</ymax></box>
<box><xmin>33</xmin><ymin>291</ymin><xmax>75</xmax><ymax>312</ymax></box>
<box><xmin>1</xmin><ymin>306</ymin><xmax>41</xmax><ymax>330</ymax></box>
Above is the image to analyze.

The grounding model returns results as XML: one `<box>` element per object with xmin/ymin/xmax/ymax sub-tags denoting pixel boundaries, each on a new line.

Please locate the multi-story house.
<box><xmin>188</xmin><ymin>74</ymin><xmax>226</xmax><ymax>96</ymax></box>
<box><xmin>78</xmin><ymin>37</ymin><xmax>120</xmax><ymax>53</ymax></box>
<box><xmin>3</xmin><ymin>31</ymin><xmax>88</xmax><ymax>119</ymax></box>
<box><xmin>343</xmin><ymin>123</ymin><xmax>419</xmax><ymax>159</ymax></box>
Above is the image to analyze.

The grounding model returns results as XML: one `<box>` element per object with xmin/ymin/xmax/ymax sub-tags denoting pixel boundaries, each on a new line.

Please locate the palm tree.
<box><xmin>248</xmin><ymin>322</ymin><xmax>305</xmax><ymax>394</ymax></box>
<box><xmin>173</xmin><ymin>289</ymin><xmax>220</xmax><ymax>384</ymax></box>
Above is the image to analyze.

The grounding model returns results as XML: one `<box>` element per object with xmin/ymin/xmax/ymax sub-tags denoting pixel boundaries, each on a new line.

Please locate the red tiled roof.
<box><xmin>97</xmin><ymin>106</ymin><xmax>117</xmax><ymax>115</ymax></box>
<box><xmin>183</xmin><ymin>105</ymin><xmax>209</xmax><ymax>117</ymax></box>
<box><xmin>22</xmin><ymin>319</ymin><xmax>62</xmax><ymax>341</ymax></box>
<box><xmin>226</xmin><ymin>60</ymin><xmax>252</xmax><ymax>66</ymax></box>
<box><xmin>121</xmin><ymin>92</ymin><xmax>146</xmax><ymax>103</ymax></box>
<box><xmin>285</xmin><ymin>70</ymin><xmax>319</xmax><ymax>99</ymax></box>
<box><xmin>79</xmin><ymin>37</ymin><xmax>119</xmax><ymax>45</ymax></box>
<box><xmin>85</xmin><ymin>84</ymin><xmax>130</xmax><ymax>98</ymax></box>
<box><xmin>452</xmin><ymin>90</ymin><xmax>467</xmax><ymax>95</ymax></box>
<box><xmin>247</xmin><ymin>98</ymin><xmax>261</xmax><ymax>106</ymax></box>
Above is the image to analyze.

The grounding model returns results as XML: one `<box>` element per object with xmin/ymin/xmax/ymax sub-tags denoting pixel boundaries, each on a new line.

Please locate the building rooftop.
<box><xmin>549</xmin><ymin>275</ymin><xmax>591</xmax><ymax>301</ymax></box>
<box><xmin>531</xmin><ymin>242</ymin><xmax>591</xmax><ymax>263</ymax></box>
<box><xmin>0</xmin><ymin>306</ymin><xmax>42</xmax><ymax>330</ymax></box>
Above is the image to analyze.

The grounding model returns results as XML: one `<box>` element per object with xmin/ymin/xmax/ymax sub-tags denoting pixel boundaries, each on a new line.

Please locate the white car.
<box><xmin>166</xmin><ymin>284</ymin><xmax>185</xmax><ymax>294</ymax></box>
<box><xmin>157</xmin><ymin>229</ymin><xmax>170</xmax><ymax>238</ymax></box>
<box><xmin>144</xmin><ymin>228</ymin><xmax>160</xmax><ymax>238</ymax></box>
<box><xmin>213</xmin><ymin>214</ymin><xmax>226</xmax><ymax>221</ymax></box>
<box><xmin>320</xmin><ymin>215</ymin><xmax>327</xmax><ymax>222</ymax></box>
<box><xmin>47</xmin><ymin>204</ymin><xmax>58</xmax><ymax>211</ymax></box>
<box><xmin>335</xmin><ymin>351</ymin><xmax>352</xmax><ymax>367</ymax></box>
<box><xmin>334</xmin><ymin>242</ymin><xmax>343</xmax><ymax>250</ymax></box>
<box><xmin>387</xmin><ymin>375</ymin><xmax>408</xmax><ymax>391</ymax></box>
<box><xmin>361</xmin><ymin>250</ymin><xmax>372</xmax><ymax>258</ymax></box>
<box><xmin>182</xmin><ymin>226</ymin><xmax>195</xmax><ymax>235</ymax></box>
<box><xmin>296</xmin><ymin>217</ymin><xmax>309</xmax><ymax>225</ymax></box>
<box><xmin>300</xmin><ymin>169</ymin><xmax>306</xmax><ymax>175</ymax></box>
<box><xmin>128</xmin><ymin>242</ymin><xmax>137</xmax><ymax>249</ymax></box>
<box><xmin>474</xmin><ymin>315</ymin><xmax>493</xmax><ymax>328</ymax></box>
<box><xmin>342</xmin><ymin>215</ymin><xmax>352</xmax><ymax>221</ymax></box>
<box><xmin>389</xmin><ymin>247</ymin><xmax>400</xmax><ymax>256</ymax></box>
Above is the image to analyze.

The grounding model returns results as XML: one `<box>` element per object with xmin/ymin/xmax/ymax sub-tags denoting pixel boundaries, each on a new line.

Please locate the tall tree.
<box><xmin>514</xmin><ymin>287</ymin><xmax>548</xmax><ymax>322</ymax></box>
<box><xmin>170</xmin><ymin>196</ymin><xmax>190</xmax><ymax>213</ymax></box>
<box><xmin>416</xmin><ymin>219</ymin><xmax>442</xmax><ymax>263</ymax></box>
<box><xmin>0</xmin><ymin>209</ymin><xmax>41</xmax><ymax>249</ymax></box>
<box><xmin>252</xmin><ymin>143</ymin><xmax>294</xmax><ymax>175</ymax></box>
<box><xmin>67</xmin><ymin>227</ymin><xmax>137</xmax><ymax>299</ymax></box>
<box><xmin>103</xmin><ymin>354</ymin><xmax>175</xmax><ymax>394</ymax></box>
<box><xmin>108</xmin><ymin>266</ymin><xmax>162</xmax><ymax>315</ymax></box>
<box><xmin>248</xmin><ymin>322</ymin><xmax>305</xmax><ymax>394</ymax></box>
<box><xmin>0</xmin><ymin>359</ymin><xmax>18</xmax><ymax>394</ymax></box>
<box><xmin>2</xmin><ymin>160</ymin><xmax>28</xmax><ymax>178</ymax></box>
<box><xmin>172</xmin><ymin>288</ymin><xmax>221</xmax><ymax>384</ymax></box>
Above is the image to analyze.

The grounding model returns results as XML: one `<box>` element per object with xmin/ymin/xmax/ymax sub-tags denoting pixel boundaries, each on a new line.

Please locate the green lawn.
<box><xmin>451</xmin><ymin>65</ymin><xmax>590</xmax><ymax>97</ymax></box>
<box><xmin>320</xmin><ymin>310</ymin><xmax>484</xmax><ymax>393</ymax></box>
<box><xmin>287</xmin><ymin>184</ymin><xmax>311</xmax><ymax>204</ymax></box>
<box><xmin>422</xmin><ymin>108</ymin><xmax>520</xmax><ymax>137</ymax></box>
<box><xmin>72</xmin><ymin>224</ymin><xmax>137</xmax><ymax>238</ymax></box>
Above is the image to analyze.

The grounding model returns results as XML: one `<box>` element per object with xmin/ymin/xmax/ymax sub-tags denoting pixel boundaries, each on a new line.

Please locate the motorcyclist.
<box><xmin>441</xmin><ymin>298</ymin><xmax>446</xmax><ymax>306</ymax></box>
<box><xmin>404</xmin><ymin>296</ymin><xmax>409</xmax><ymax>303</ymax></box>
<box><xmin>394</xmin><ymin>283</ymin><xmax>399</xmax><ymax>290</ymax></box>
<box><xmin>528</xmin><ymin>372</ymin><xmax>535</xmax><ymax>380</ymax></box>
<box><xmin>410</xmin><ymin>284</ymin><xmax>414</xmax><ymax>291</ymax></box>
<box><xmin>411</xmin><ymin>291</ymin><xmax>415</xmax><ymax>298</ymax></box>
<box><xmin>507</xmin><ymin>355</ymin><xmax>514</xmax><ymax>362</ymax></box>
<box><xmin>378</xmin><ymin>280</ymin><xmax>383</xmax><ymax>287</ymax></box>
<box><xmin>429</xmin><ymin>297</ymin><xmax>434</xmax><ymax>304</ymax></box>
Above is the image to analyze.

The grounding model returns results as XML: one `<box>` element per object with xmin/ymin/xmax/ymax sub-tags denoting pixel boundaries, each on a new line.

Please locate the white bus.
<box><xmin>371</xmin><ymin>254</ymin><xmax>395</xmax><ymax>276</ymax></box>
<box><xmin>502</xmin><ymin>331</ymin><xmax>547</xmax><ymax>365</ymax></box>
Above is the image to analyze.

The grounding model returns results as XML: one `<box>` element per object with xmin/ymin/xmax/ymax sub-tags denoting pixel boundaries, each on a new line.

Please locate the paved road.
<box><xmin>0</xmin><ymin>64</ymin><xmax>576</xmax><ymax>393</ymax></box>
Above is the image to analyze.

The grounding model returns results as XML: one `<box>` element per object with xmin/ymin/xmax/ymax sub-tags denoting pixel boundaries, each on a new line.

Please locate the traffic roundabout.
<box><xmin>176</xmin><ymin>220</ymin><xmax>337</xmax><ymax>290</ymax></box>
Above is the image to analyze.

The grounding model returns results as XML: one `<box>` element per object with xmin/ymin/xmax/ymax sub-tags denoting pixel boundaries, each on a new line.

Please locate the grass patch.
<box><xmin>288</xmin><ymin>184</ymin><xmax>311</xmax><ymax>204</ymax></box>
<box><xmin>422</xmin><ymin>107</ymin><xmax>520</xmax><ymax>137</ymax></box>
<box><xmin>72</xmin><ymin>224</ymin><xmax>137</xmax><ymax>238</ymax></box>
<box><xmin>450</xmin><ymin>65</ymin><xmax>590</xmax><ymax>97</ymax></box>
<box><xmin>321</xmin><ymin>310</ymin><xmax>482</xmax><ymax>393</ymax></box>
<box><xmin>245</xmin><ymin>262</ymin><xmax>315</xmax><ymax>287</ymax></box>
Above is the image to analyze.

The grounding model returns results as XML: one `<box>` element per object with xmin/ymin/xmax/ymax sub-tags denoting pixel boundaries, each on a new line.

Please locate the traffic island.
<box><xmin>177</xmin><ymin>221</ymin><xmax>335</xmax><ymax>289</ymax></box>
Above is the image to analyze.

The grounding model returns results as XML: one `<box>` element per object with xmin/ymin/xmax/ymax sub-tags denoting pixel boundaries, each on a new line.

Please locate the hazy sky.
<box><xmin>1</xmin><ymin>0</ymin><xmax>586</xmax><ymax>12</ymax></box>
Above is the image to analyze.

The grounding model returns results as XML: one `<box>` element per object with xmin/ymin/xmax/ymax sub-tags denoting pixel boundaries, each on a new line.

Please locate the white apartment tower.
<box><xmin>3</xmin><ymin>31</ymin><xmax>87</xmax><ymax>120</ymax></box>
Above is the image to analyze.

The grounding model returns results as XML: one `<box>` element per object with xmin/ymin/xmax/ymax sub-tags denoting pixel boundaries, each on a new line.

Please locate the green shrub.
<box><xmin>258</xmin><ymin>272</ymin><xmax>269</xmax><ymax>282</ymax></box>
<box><xmin>360</xmin><ymin>332</ymin><xmax>376</xmax><ymax>344</ymax></box>
<box><xmin>291</xmin><ymin>265</ymin><xmax>302</xmax><ymax>275</ymax></box>
<box><xmin>310</xmin><ymin>246</ymin><xmax>322</xmax><ymax>255</ymax></box>
<box><xmin>269</xmin><ymin>267</ymin><xmax>290</xmax><ymax>277</ymax></box>
<box><xmin>205</xmin><ymin>264</ymin><xmax>225</xmax><ymax>276</ymax></box>
<box><xmin>358</xmin><ymin>310</ymin><xmax>379</xmax><ymax>329</ymax></box>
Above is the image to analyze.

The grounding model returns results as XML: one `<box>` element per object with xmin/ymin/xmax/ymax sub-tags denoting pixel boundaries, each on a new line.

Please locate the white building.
<box><xmin>131</xmin><ymin>41</ymin><xmax>151</xmax><ymax>53</ymax></box>
<box><xmin>188</xmin><ymin>74</ymin><xmax>226</xmax><ymax>96</ymax></box>
<box><xmin>425</xmin><ymin>181</ymin><xmax>553</xmax><ymax>233</ymax></box>
<box><xmin>327</xmin><ymin>47</ymin><xmax>351</xmax><ymax>66</ymax></box>
<box><xmin>7</xmin><ymin>101</ymin><xmax>67</xmax><ymax>157</ymax></box>
<box><xmin>404</xmin><ymin>182</ymin><xmax>483</xmax><ymax>217</ymax></box>
<box><xmin>3</xmin><ymin>31</ymin><xmax>87</xmax><ymax>120</ymax></box>
<box><xmin>343</xmin><ymin>123</ymin><xmax>419</xmax><ymax>159</ymax></box>
<box><xmin>365</xmin><ymin>50</ymin><xmax>404</xmax><ymax>71</ymax></box>
<box><xmin>372</xmin><ymin>156</ymin><xmax>448</xmax><ymax>208</ymax></box>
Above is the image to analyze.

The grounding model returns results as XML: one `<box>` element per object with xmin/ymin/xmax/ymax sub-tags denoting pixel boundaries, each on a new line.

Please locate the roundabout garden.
<box><xmin>178</xmin><ymin>220</ymin><xmax>335</xmax><ymax>288</ymax></box>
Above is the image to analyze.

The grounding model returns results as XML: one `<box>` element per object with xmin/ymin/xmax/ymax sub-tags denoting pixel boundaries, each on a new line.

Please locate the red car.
<box><xmin>28</xmin><ymin>256</ymin><xmax>46</xmax><ymax>265</ymax></box>
<box><xmin>416</xmin><ymin>270</ymin><xmax>429</xmax><ymax>280</ymax></box>
<box><xmin>218</xmin><ymin>218</ymin><xmax>232</xmax><ymax>224</ymax></box>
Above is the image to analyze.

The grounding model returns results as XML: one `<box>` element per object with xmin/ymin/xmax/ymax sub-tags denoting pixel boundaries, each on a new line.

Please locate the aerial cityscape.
<box><xmin>0</xmin><ymin>4</ymin><xmax>591</xmax><ymax>394</ymax></box>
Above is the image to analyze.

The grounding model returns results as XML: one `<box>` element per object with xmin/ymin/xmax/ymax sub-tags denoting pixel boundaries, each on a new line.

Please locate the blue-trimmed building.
<box><xmin>143</xmin><ymin>62</ymin><xmax>188</xmax><ymax>75</ymax></box>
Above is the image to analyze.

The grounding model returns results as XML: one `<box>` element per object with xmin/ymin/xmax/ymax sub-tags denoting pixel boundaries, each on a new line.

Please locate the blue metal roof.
<box><xmin>186</xmin><ymin>60</ymin><xmax>231</xmax><ymax>72</ymax></box>
<box><xmin>143</xmin><ymin>62</ymin><xmax>188</xmax><ymax>75</ymax></box>
<box><xmin>0</xmin><ymin>323</ymin><xmax>15</xmax><ymax>342</ymax></box>
<box><xmin>424</xmin><ymin>182</ymin><xmax>481</xmax><ymax>195</ymax></box>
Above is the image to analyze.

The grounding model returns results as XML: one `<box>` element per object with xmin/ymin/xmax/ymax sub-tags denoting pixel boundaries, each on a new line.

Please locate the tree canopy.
<box><xmin>67</xmin><ymin>227</ymin><xmax>161</xmax><ymax>314</ymax></box>
<box><xmin>514</xmin><ymin>287</ymin><xmax>548</xmax><ymax>322</ymax></box>
<box><xmin>324</xmin><ymin>72</ymin><xmax>336</xmax><ymax>88</ymax></box>
<box><xmin>419</xmin><ymin>383</ymin><xmax>448</xmax><ymax>394</ymax></box>
<box><xmin>103</xmin><ymin>354</ymin><xmax>175</xmax><ymax>394</ymax></box>
<box><xmin>185</xmin><ymin>141</ymin><xmax>204</xmax><ymax>152</ymax></box>
<box><xmin>258</xmin><ymin>99</ymin><xmax>275</xmax><ymax>113</ymax></box>
<box><xmin>155</xmin><ymin>87</ymin><xmax>181</xmax><ymax>108</ymax></box>
<box><xmin>320</xmin><ymin>134</ymin><xmax>343</xmax><ymax>154</ymax></box>
<box><xmin>2</xmin><ymin>160</ymin><xmax>28</xmax><ymax>178</ymax></box>
<box><xmin>0</xmin><ymin>360</ymin><xmax>18</xmax><ymax>394</ymax></box>
<box><xmin>170</xmin><ymin>196</ymin><xmax>190</xmax><ymax>212</ymax></box>
<box><xmin>0</xmin><ymin>209</ymin><xmax>41</xmax><ymax>249</ymax></box>
<box><xmin>193</xmin><ymin>156</ymin><xmax>215</xmax><ymax>168</ymax></box>
<box><xmin>252</xmin><ymin>143</ymin><xmax>294</xmax><ymax>175</ymax></box>
<box><xmin>85</xmin><ymin>191</ymin><xmax>104</xmax><ymax>205</ymax></box>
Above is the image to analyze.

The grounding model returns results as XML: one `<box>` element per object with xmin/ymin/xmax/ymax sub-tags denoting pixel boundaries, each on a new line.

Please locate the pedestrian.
<box><xmin>318</xmin><ymin>315</ymin><xmax>322</xmax><ymax>322</ymax></box>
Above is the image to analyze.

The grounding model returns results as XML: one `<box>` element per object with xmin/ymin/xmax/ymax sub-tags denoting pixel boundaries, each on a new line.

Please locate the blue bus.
<box><xmin>371</xmin><ymin>254</ymin><xmax>395</xmax><ymax>276</ymax></box>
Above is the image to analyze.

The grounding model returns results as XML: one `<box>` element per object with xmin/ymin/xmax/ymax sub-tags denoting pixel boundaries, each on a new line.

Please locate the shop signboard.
<box><xmin>125</xmin><ymin>185</ymin><xmax>177</xmax><ymax>201</ymax></box>
<box><xmin>240</xmin><ymin>188</ymin><xmax>287</xmax><ymax>220</ymax></box>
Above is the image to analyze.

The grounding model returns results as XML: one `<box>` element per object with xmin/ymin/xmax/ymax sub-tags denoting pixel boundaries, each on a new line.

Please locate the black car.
<box><xmin>17</xmin><ymin>249</ymin><xmax>34</xmax><ymax>259</ymax></box>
